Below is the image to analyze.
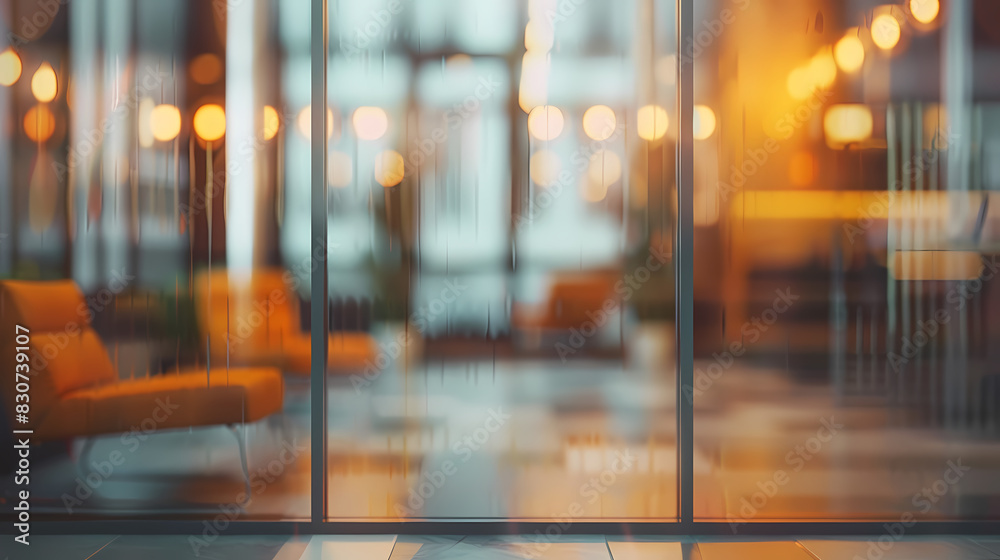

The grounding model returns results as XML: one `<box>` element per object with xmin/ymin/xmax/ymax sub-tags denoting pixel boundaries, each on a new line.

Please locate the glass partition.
<box><xmin>0</xmin><ymin>0</ymin><xmax>310</xmax><ymax>520</ymax></box>
<box><xmin>692</xmin><ymin>0</ymin><xmax>1000</xmax><ymax>523</ymax></box>
<box><xmin>325</xmin><ymin>0</ymin><xmax>680</xmax><ymax>521</ymax></box>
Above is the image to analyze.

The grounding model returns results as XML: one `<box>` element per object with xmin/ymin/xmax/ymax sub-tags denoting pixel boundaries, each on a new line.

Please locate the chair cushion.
<box><xmin>282</xmin><ymin>333</ymin><xmax>379</xmax><ymax>374</ymax></box>
<box><xmin>24</xmin><ymin>329</ymin><xmax>117</xmax><ymax>424</ymax></box>
<box><xmin>0</xmin><ymin>280</ymin><xmax>90</xmax><ymax>332</ymax></box>
<box><xmin>34</xmin><ymin>367</ymin><xmax>284</xmax><ymax>440</ymax></box>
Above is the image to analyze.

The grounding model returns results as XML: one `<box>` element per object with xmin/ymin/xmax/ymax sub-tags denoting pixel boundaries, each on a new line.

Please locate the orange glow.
<box><xmin>23</xmin><ymin>105</ymin><xmax>56</xmax><ymax>142</ymax></box>
<box><xmin>524</xmin><ymin>19</ymin><xmax>554</xmax><ymax>52</ymax></box>
<box><xmin>352</xmin><ymin>106</ymin><xmax>389</xmax><ymax>141</ymax></box>
<box><xmin>518</xmin><ymin>52</ymin><xmax>550</xmax><ymax>114</ymax></box>
<box><xmin>694</xmin><ymin>105</ymin><xmax>717</xmax><ymax>140</ymax></box>
<box><xmin>871</xmin><ymin>13</ymin><xmax>901</xmax><ymax>50</ymax></box>
<box><xmin>582</xmin><ymin>105</ymin><xmax>617</xmax><ymax>141</ymax></box>
<box><xmin>374</xmin><ymin>150</ymin><xmax>405</xmax><ymax>187</ymax></box>
<box><xmin>788</xmin><ymin>152</ymin><xmax>817</xmax><ymax>187</ymax></box>
<box><xmin>893</xmin><ymin>250</ymin><xmax>981</xmax><ymax>281</ymax></box>
<box><xmin>834</xmin><ymin>33</ymin><xmax>865</xmax><ymax>73</ymax></box>
<box><xmin>824</xmin><ymin>104</ymin><xmax>873</xmax><ymax>148</ymax></box>
<box><xmin>527</xmin><ymin>105</ymin><xmax>564</xmax><ymax>141</ymax></box>
<box><xmin>194</xmin><ymin>104</ymin><xmax>226</xmax><ymax>141</ymax></box>
<box><xmin>296</xmin><ymin>107</ymin><xmax>335</xmax><ymax>140</ymax></box>
<box><xmin>150</xmin><ymin>104</ymin><xmax>182</xmax><ymax>142</ymax></box>
<box><xmin>809</xmin><ymin>46</ymin><xmax>837</xmax><ymax>88</ymax></box>
<box><xmin>786</xmin><ymin>67</ymin><xmax>814</xmax><ymax>100</ymax></box>
<box><xmin>263</xmin><ymin>105</ymin><xmax>280</xmax><ymax>141</ymax></box>
<box><xmin>529</xmin><ymin>150</ymin><xmax>562</xmax><ymax>187</ymax></box>
<box><xmin>909</xmin><ymin>0</ymin><xmax>939</xmax><ymax>24</ymax></box>
<box><xmin>31</xmin><ymin>62</ymin><xmax>58</xmax><ymax>103</ymax></box>
<box><xmin>190</xmin><ymin>53</ymin><xmax>222</xmax><ymax>85</ymax></box>
<box><xmin>636</xmin><ymin>105</ymin><xmax>668</xmax><ymax>141</ymax></box>
<box><xmin>0</xmin><ymin>48</ymin><xmax>22</xmax><ymax>87</ymax></box>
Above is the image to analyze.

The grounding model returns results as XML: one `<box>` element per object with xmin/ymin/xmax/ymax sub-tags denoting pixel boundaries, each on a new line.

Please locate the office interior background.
<box><xmin>2</xmin><ymin>0</ymin><xmax>1000</xmax><ymax>557</ymax></box>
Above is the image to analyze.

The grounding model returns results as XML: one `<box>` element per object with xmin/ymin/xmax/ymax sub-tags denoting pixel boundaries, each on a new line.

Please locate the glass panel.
<box><xmin>694</xmin><ymin>0</ymin><xmax>1000</xmax><ymax>522</ymax></box>
<box><xmin>326</xmin><ymin>0</ymin><xmax>679</xmax><ymax>520</ymax></box>
<box><xmin>0</xmin><ymin>0</ymin><xmax>310</xmax><ymax>519</ymax></box>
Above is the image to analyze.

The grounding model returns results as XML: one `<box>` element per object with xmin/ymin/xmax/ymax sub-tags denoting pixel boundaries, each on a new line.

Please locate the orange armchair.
<box><xmin>0</xmin><ymin>280</ymin><xmax>284</xmax><ymax>499</ymax></box>
<box><xmin>194</xmin><ymin>269</ymin><xmax>377</xmax><ymax>374</ymax></box>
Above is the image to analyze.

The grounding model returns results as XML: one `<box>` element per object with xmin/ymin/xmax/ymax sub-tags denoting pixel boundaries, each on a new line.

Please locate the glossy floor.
<box><xmin>5</xmin><ymin>535</ymin><xmax>1000</xmax><ymax>560</ymax></box>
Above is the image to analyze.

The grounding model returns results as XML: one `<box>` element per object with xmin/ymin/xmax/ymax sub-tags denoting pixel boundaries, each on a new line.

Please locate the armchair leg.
<box><xmin>228</xmin><ymin>424</ymin><xmax>252</xmax><ymax>507</ymax></box>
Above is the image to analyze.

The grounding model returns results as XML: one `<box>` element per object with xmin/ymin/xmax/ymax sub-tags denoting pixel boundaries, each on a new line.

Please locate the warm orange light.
<box><xmin>150</xmin><ymin>104</ymin><xmax>182</xmax><ymax>142</ymax></box>
<box><xmin>582</xmin><ymin>105</ymin><xmax>616</xmax><ymax>141</ymax></box>
<box><xmin>834</xmin><ymin>33</ymin><xmax>865</xmax><ymax>73</ymax></box>
<box><xmin>529</xmin><ymin>150</ymin><xmax>562</xmax><ymax>187</ymax></box>
<box><xmin>809</xmin><ymin>46</ymin><xmax>837</xmax><ymax>88</ymax></box>
<box><xmin>190</xmin><ymin>53</ymin><xmax>222</xmax><ymax>85</ymax></box>
<box><xmin>23</xmin><ymin>105</ymin><xmax>56</xmax><ymax>142</ymax></box>
<box><xmin>263</xmin><ymin>105</ymin><xmax>280</xmax><ymax>141</ymax></box>
<box><xmin>374</xmin><ymin>150</ymin><xmax>405</xmax><ymax>187</ymax></box>
<box><xmin>296</xmin><ymin>107</ymin><xmax>335</xmax><ymax>140</ymax></box>
<box><xmin>909</xmin><ymin>0</ymin><xmax>939</xmax><ymax>24</ymax></box>
<box><xmin>193</xmin><ymin>104</ymin><xmax>226</xmax><ymax>141</ymax></box>
<box><xmin>694</xmin><ymin>105</ymin><xmax>716</xmax><ymax>140</ymax></box>
<box><xmin>893</xmin><ymin>250</ymin><xmax>981</xmax><ymax>281</ymax></box>
<box><xmin>527</xmin><ymin>105</ymin><xmax>564</xmax><ymax>141</ymax></box>
<box><xmin>31</xmin><ymin>62</ymin><xmax>57</xmax><ymax>103</ymax></box>
<box><xmin>352</xmin><ymin>106</ymin><xmax>389</xmax><ymax>141</ymax></box>
<box><xmin>824</xmin><ymin>104</ymin><xmax>873</xmax><ymax>148</ymax></box>
<box><xmin>518</xmin><ymin>52</ymin><xmax>550</xmax><ymax>114</ymax></box>
<box><xmin>786</xmin><ymin>67</ymin><xmax>814</xmax><ymax>100</ymax></box>
<box><xmin>871</xmin><ymin>13</ymin><xmax>901</xmax><ymax>50</ymax></box>
<box><xmin>329</xmin><ymin>150</ymin><xmax>353</xmax><ymax>188</ymax></box>
<box><xmin>788</xmin><ymin>151</ymin><xmax>817</xmax><ymax>187</ymax></box>
<box><xmin>524</xmin><ymin>19</ymin><xmax>554</xmax><ymax>52</ymax></box>
<box><xmin>0</xmin><ymin>48</ymin><xmax>22</xmax><ymax>87</ymax></box>
<box><xmin>637</xmin><ymin>105</ymin><xmax>668</xmax><ymax>141</ymax></box>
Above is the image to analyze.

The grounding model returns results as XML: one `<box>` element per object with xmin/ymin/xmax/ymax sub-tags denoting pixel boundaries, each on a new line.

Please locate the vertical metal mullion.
<box><xmin>675</xmin><ymin>0</ymin><xmax>695</xmax><ymax>526</ymax></box>
<box><xmin>310</xmin><ymin>0</ymin><xmax>329</xmax><ymax>525</ymax></box>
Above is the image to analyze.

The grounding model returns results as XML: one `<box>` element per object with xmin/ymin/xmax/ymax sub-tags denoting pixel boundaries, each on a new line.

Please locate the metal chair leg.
<box><xmin>228</xmin><ymin>424</ymin><xmax>252</xmax><ymax>507</ymax></box>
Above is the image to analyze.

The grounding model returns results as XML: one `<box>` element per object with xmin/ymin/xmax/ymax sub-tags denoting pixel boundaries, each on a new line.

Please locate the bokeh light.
<box><xmin>150</xmin><ymin>104</ymin><xmax>182</xmax><ymax>142</ymax></box>
<box><xmin>910</xmin><ymin>0</ymin><xmax>939</xmax><ymax>24</ymax></box>
<box><xmin>529</xmin><ymin>150</ymin><xmax>562</xmax><ymax>187</ymax></box>
<box><xmin>527</xmin><ymin>105</ymin><xmax>564</xmax><ymax>141</ymax></box>
<box><xmin>190</xmin><ymin>53</ymin><xmax>222</xmax><ymax>85</ymax></box>
<box><xmin>694</xmin><ymin>105</ymin><xmax>717</xmax><ymax>140</ymax></box>
<box><xmin>586</xmin><ymin>150</ymin><xmax>622</xmax><ymax>191</ymax></box>
<box><xmin>834</xmin><ymin>33</ymin><xmax>865</xmax><ymax>73</ymax></box>
<box><xmin>296</xmin><ymin>107</ymin><xmax>335</xmax><ymax>140</ymax></box>
<box><xmin>786</xmin><ymin>67</ymin><xmax>814</xmax><ymax>100</ymax></box>
<box><xmin>0</xmin><ymin>48</ymin><xmax>22</xmax><ymax>87</ymax></box>
<box><xmin>193</xmin><ymin>104</ymin><xmax>226</xmax><ymax>142</ymax></box>
<box><xmin>352</xmin><ymin>106</ymin><xmax>389</xmax><ymax>141</ymax></box>
<box><xmin>374</xmin><ymin>150</ymin><xmax>405</xmax><ymax>187</ymax></box>
<box><xmin>582</xmin><ymin>105</ymin><xmax>617</xmax><ymax>141</ymax></box>
<box><xmin>871</xmin><ymin>13</ymin><xmax>902</xmax><ymax>50</ymax></box>
<box><xmin>636</xmin><ymin>105</ymin><xmax>668</xmax><ymax>141</ymax></box>
<box><xmin>263</xmin><ymin>105</ymin><xmax>280</xmax><ymax>141</ymax></box>
<box><xmin>809</xmin><ymin>46</ymin><xmax>837</xmax><ymax>88</ymax></box>
<box><xmin>31</xmin><ymin>62</ymin><xmax>58</xmax><ymax>103</ymax></box>
<box><xmin>23</xmin><ymin>105</ymin><xmax>56</xmax><ymax>142</ymax></box>
<box><xmin>824</xmin><ymin>104</ymin><xmax>873</xmax><ymax>148</ymax></box>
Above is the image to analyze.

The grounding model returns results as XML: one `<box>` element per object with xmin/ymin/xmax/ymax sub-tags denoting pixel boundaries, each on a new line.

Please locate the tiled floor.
<box><xmin>4</xmin><ymin>536</ymin><xmax>1000</xmax><ymax>560</ymax></box>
